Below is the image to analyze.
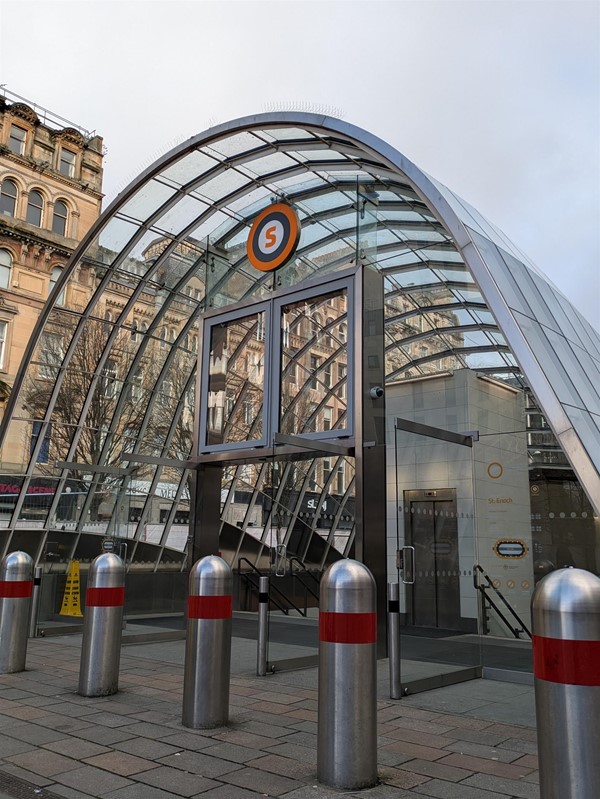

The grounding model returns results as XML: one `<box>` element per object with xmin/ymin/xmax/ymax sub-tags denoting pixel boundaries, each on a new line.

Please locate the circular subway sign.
<box><xmin>247</xmin><ymin>203</ymin><xmax>301</xmax><ymax>272</ymax></box>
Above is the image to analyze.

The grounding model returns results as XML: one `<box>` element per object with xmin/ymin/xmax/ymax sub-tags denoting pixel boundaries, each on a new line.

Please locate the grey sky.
<box><xmin>1</xmin><ymin>0</ymin><xmax>598</xmax><ymax>328</ymax></box>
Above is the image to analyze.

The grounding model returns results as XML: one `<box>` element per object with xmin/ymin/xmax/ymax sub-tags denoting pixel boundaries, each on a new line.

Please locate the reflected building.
<box><xmin>0</xmin><ymin>111</ymin><xmax>598</xmax><ymax>658</ymax></box>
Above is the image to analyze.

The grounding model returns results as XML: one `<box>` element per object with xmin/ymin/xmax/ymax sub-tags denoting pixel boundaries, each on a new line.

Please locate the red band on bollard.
<box><xmin>0</xmin><ymin>580</ymin><xmax>33</xmax><ymax>598</ymax></box>
<box><xmin>319</xmin><ymin>611</ymin><xmax>377</xmax><ymax>644</ymax></box>
<box><xmin>188</xmin><ymin>594</ymin><xmax>232</xmax><ymax>619</ymax></box>
<box><xmin>532</xmin><ymin>635</ymin><xmax>600</xmax><ymax>686</ymax></box>
<box><xmin>86</xmin><ymin>587</ymin><xmax>125</xmax><ymax>607</ymax></box>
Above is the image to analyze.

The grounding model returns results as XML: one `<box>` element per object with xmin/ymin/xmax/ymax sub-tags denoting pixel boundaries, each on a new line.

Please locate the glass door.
<box><xmin>394</xmin><ymin>425</ymin><xmax>483</xmax><ymax>695</ymax></box>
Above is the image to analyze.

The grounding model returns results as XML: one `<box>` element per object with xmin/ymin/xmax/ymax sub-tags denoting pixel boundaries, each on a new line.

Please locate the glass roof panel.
<box><xmin>239</xmin><ymin>151</ymin><xmax>302</xmax><ymax>178</ymax></box>
<box><xmin>296</xmin><ymin>148</ymin><xmax>348</xmax><ymax>162</ymax></box>
<box><xmin>513</xmin><ymin>311</ymin><xmax>585</xmax><ymax>408</ymax></box>
<box><xmin>196</xmin><ymin>168</ymin><xmax>251</xmax><ymax>203</ymax></box>
<box><xmin>158</xmin><ymin>149</ymin><xmax>218</xmax><ymax>187</ymax></box>
<box><xmin>119</xmin><ymin>179</ymin><xmax>179</xmax><ymax>224</ymax></box>
<box><xmin>152</xmin><ymin>193</ymin><xmax>210</xmax><ymax>237</ymax></box>
<box><xmin>543</xmin><ymin>328</ymin><xmax>600</xmax><ymax>409</ymax></box>
<box><xmin>204</xmin><ymin>131</ymin><xmax>266</xmax><ymax>159</ymax></box>
<box><xmin>90</xmin><ymin>217</ymin><xmax>143</xmax><ymax>266</ymax></box>
<box><xmin>259</xmin><ymin>127</ymin><xmax>318</xmax><ymax>141</ymax></box>
<box><xmin>563</xmin><ymin>406</ymin><xmax>600</xmax><ymax>472</ymax></box>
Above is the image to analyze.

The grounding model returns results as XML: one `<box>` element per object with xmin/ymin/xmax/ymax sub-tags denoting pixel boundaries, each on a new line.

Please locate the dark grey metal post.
<box><xmin>317</xmin><ymin>559</ymin><xmax>377</xmax><ymax>789</ymax></box>
<box><xmin>29</xmin><ymin>565</ymin><xmax>43</xmax><ymax>638</ymax></box>
<box><xmin>78</xmin><ymin>553</ymin><xmax>125</xmax><ymax>697</ymax></box>
<box><xmin>182</xmin><ymin>555</ymin><xmax>232</xmax><ymax>729</ymax></box>
<box><xmin>257</xmin><ymin>575</ymin><xmax>269</xmax><ymax>676</ymax></box>
<box><xmin>532</xmin><ymin>567</ymin><xmax>600</xmax><ymax>799</ymax></box>
<box><xmin>0</xmin><ymin>551</ymin><xmax>33</xmax><ymax>673</ymax></box>
<box><xmin>354</xmin><ymin>264</ymin><xmax>387</xmax><ymax>655</ymax></box>
<box><xmin>388</xmin><ymin>582</ymin><xmax>401</xmax><ymax>699</ymax></box>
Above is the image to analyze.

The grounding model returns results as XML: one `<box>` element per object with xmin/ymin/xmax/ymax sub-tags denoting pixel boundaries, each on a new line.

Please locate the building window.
<box><xmin>59</xmin><ymin>148</ymin><xmax>76</xmax><ymax>178</ymax></box>
<box><xmin>39</xmin><ymin>333</ymin><xmax>64</xmax><ymax>379</ymax></box>
<box><xmin>26</xmin><ymin>190</ymin><xmax>44</xmax><ymax>227</ymax></box>
<box><xmin>256</xmin><ymin>311</ymin><xmax>266</xmax><ymax>342</ymax></box>
<box><xmin>50</xmin><ymin>266</ymin><xmax>66</xmax><ymax>305</ymax></box>
<box><xmin>325</xmin><ymin>318</ymin><xmax>334</xmax><ymax>348</ymax></box>
<box><xmin>52</xmin><ymin>200</ymin><xmax>68</xmax><ymax>236</ymax></box>
<box><xmin>0</xmin><ymin>250</ymin><xmax>12</xmax><ymax>289</ymax></box>
<box><xmin>131</xmin><ymin>319</ymin><xmax>138</xmax><ymax>340</ymax></box>
<box><xmin>102</xmin><ymin>361</ymin><xmax>117</xmax><ymax>398</ymax></box>
<box><xmin>160</xmin><ymin>328</ymin><xmax>167</xmax><ymax>348</ymax></box>
<box><xmin>0</xmin><ymin>320</ymin><xmax>7</xmax><ymax>369</ymax></box>
<box><xmin>337</xmin><ymin>363</ymin><xmax>346</xmax><ymax>399</ymax></box>
<box><xmin>310</xmin><ymin>354</ymin><xmax>320</xmax><ymax>389</ymax></box>
<box><xmin>324</xmin><ymin>362</ymin><xmax>332</xmax><ymax>389</ymax></box>
<box><xmin>130</xmin><ymin>370</ymin><xmax>143</xmax><ymax>403</ymax></box>
<box><xmin>336</xmin><ymin>464</ymin><xmax>345</xmax><ymax>494</ymax></box>
<box><xmin>0</xmin><ymin>179</ymin><xmax>17</xmax><ymax>217</ymax></box>
<box><xmin>9</xmin><ymin>125</ymin><xmax>26</xmax><ymax>155</ymax></box>
<box><xmin>30</xmin><ymin>422</ymin><xmax>52</xmax><ymax>464</ymax></box>
<box><xmin>323</xmin><ymin>406</ymin><xmax>332</xmax><ymax>431</ymax></box>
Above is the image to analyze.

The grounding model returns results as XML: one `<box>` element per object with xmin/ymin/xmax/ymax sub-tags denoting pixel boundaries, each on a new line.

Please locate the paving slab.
<box><xmin>0</xmin><ymin>634</ymin><xmax>545</xmax><ymax>799</ymax></box>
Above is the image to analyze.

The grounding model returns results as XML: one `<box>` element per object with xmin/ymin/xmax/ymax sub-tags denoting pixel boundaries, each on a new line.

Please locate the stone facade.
<box><xmin>0</xmin><ymin>91</ymin><xmax>104</xmax><ymax>471</ymax></box>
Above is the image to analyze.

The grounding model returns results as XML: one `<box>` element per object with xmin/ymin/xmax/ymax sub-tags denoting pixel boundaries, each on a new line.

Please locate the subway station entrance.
<box><xmin>1</xmin><ymin>113</ymin><xmax>597</xmax><ymax>692</ymax></box>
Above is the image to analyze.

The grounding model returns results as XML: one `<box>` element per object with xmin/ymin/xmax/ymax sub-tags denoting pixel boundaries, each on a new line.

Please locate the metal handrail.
<box><xmin>288</xmin><ymin>556</ymin><xmax>321</xmax><ymax>603</ymax></box>
<box><xmin>473</xmin><ymin>564</ymin><xmax>532</xmax><ymax>639</ymax></box>
<box><xmin>237</xmin><ymin>558</ymin><xmax>306</xmax><ymax>617</ymax></box>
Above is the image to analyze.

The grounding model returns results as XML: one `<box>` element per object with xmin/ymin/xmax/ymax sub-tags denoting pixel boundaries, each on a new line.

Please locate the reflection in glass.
<box><xmin>280</xmin><ymin>289</ymin><xmax>348</xmax><ymax>436</ymax></box>
<box><xmin>206</xmin><ymin>312</ymin><xmax>266</xmax><ymax>446</ymax></box>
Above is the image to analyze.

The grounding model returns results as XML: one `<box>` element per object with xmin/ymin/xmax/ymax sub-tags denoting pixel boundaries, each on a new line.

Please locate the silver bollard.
<box><xmin>182</xmin><ymin>555</ymin><xmax>232</xmax><ymax>729</ymax></box>
<box><xmin>257</xmin><ymin>575</ymin><xmax>269</xmax><ymax>677</ymax></box>
<box><xmin>78</xmin><ymin>553</ymin><xmax>125</xmax><ymax>697</ymax></box>
<box><xmin>531</xmin><ymin>567</ymin><xmax>600</xmax><ymax>799</ymax></box>
<box><xmin>317</xmin><ymin>559</ymin><xmax>377</xmax><ymax>789</ymax></box>
<box><xmin>388</xmin><ymin>582</ymin><xmax>401</xmax><ymax>699</ymax></box>
<box><xmin>0</xmin><ymin>551</ymin><xmax>33</xmax><ymax>673</ymax></box>
<box><xmin>29</xmin><ymin>566</ymin><xmax>43</xmax><ymax>638</ymax></box>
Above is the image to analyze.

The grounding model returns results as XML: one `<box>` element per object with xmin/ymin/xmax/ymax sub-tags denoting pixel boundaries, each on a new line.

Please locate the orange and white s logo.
<box><xmin>264</xmin><ymin>226</ymin><xmax>277</xmax><ymax>249</ymax></box>
<box><xmin>247</xmin><ymin>203</ymin><xmax>301</xmax><ymax>272</ymax></box>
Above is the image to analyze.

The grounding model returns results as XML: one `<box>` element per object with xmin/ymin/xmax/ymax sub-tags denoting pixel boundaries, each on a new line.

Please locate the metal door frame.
<box><xmin>403</xmin><ymin>488</ymin><xmax>460</xmax><ymax>630</ymax></box>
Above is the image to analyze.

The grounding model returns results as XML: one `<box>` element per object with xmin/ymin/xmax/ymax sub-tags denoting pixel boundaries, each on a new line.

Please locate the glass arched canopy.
<box><xmin>0</xmin><ymin>112</ymin><xmax>598</xmax><ymax>569</ymax></box>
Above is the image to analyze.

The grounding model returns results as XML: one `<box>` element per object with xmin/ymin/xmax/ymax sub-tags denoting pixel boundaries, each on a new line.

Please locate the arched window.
<box><xmin>0</xmin><ymin>250</ymin><xmax>12</xmax><ymax>290</ymax></box>
<box><xmin>325</xmin><ymin>317</ymin><xmax>334</xmax><ymax>348</ymax></box>
<box><xmin>26</xmin><ymin>190</ymin><xmax>44</xmax><ymax>227</ymax></box>
<box><xmin>52</xmin><ymin>200</ymin><xmax>68</xmax><ymax>236</ymax></box>
<box><xmin>50</xmin><ymin>266</ymin><xmax>66</xmax><ymax>305</ymax></box>
<box><xmin>0</xmin><ymin>179</ymin><xmax>17</xmax><ymax>217</ymax></box>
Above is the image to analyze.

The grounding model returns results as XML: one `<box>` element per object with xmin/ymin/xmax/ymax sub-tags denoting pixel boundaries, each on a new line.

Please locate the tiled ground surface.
<box><xmin>0</xmin><ymin>638</ymin><xmax>539</xmax><ymax>799</ymax></box>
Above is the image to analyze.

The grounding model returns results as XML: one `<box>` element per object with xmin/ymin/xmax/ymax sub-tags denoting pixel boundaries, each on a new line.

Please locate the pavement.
<box><xmin>0</xmin><ymin>624</ymin><xmax>540</xmax><ymax>799</ymax></box>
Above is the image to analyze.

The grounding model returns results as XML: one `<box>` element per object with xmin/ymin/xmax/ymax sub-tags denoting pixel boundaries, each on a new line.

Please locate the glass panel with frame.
<box><xmin>202</xmin><ymin>306</ymin><xmax>268</xmax><ymax>449</ymax></box>
<box><xmin>278</xmin><ymin>286</ymin><xmax>350</xmax><ymax>438</ymax></box>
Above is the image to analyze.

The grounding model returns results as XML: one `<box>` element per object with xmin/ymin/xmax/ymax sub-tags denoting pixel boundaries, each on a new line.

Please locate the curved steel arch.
<box><xmin>1</xmin><ymin>112</ymin><xmax>598</xmax><ymax>563</ymax></box>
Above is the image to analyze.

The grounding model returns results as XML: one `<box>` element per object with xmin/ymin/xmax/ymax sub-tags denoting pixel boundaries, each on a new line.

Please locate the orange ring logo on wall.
<box><xmin>247</xmin><ymin>203</ymin><xmax>301</xmax><ymax>272</ymax></box>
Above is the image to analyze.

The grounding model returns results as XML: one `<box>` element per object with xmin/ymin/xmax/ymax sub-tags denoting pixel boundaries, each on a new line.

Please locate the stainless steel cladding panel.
<box><xmin>317</xmin><ymin>559</ymin><xmax>377</xmax><ymax>789</ymax></box>
<box><xmin>0</xmin><ymin>551</ymin><xmax>33</xmax><ymax>673</ymax></box>
<box><xmin>531</xmin><ymin>567</ymin><xmax>600</xmax><ymax>799</ymax></box>
<box><xmin>182</xmin><ymin>555</ymin><xmax>232</xmax><ymax>729</ymax></box>
<box><xmin>78</xmin><ymin>553</ymin><xmax>126</xmax><ymax>697</ymax></box>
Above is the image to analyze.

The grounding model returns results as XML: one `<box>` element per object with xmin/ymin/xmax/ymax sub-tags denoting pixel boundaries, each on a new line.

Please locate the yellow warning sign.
<box><xmin>59</xmin><ymin>560</ymin><xmax>83</xmax><ymax>617</ymax></box>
